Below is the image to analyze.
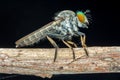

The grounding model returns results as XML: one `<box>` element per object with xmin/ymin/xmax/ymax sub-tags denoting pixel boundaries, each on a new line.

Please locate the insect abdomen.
<box><xmin>15</xmin><ymin>31</ymin><xmax>46</xmax><ymax>47</ymax></box>
<box><xmin>15</xmin><ymin>19</ymin><xmax>62</xmax><ymax>47</ymax></box>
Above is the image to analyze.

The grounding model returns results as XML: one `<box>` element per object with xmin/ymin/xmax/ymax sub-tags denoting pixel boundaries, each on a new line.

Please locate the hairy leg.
<box><xmin>67</xmin><ymin>41</ymin><xmax>78</xmax><ymax>48</ymax></box>
<box><xmin>77</xmin><ymin>32</ymin><xmax>89</xmax><ymax>56</ymax></box>
<box><xmin>62</xmin><ymin>40</ymin><xmax>75</xmax><ymax>60</ymax></box>
<box><xmin>46</xmin><ymin>36</ymin><xmax>59</xmax><ymax>62</ymax></box>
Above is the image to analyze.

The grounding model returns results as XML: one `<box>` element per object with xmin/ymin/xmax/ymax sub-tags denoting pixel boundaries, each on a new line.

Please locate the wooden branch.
<box><xmin>0</xmin><ymin>47</ymin><xmax>120</xmax><ymax>78</ymax></box>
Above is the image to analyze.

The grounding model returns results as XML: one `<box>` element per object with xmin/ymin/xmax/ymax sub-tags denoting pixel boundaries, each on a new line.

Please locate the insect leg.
<box><xmin>81</xmin><ymin>35</ymin><xmax>89</xmax><ymax>56</ymax></box>
<box><xmin>62</xmin><ymin>40</ymin><xmax>75</xmax><ymax>60</ymax></box>
<box><xmin>80</xmin><ymin>35</ymin><xmax>86</xmax><ymax>47</ymax></box>
<box><xmin>46</xmin><ymin>36</ymin><xmax>59</xmax><ymax>62</ymax></box>
<box><xmin>47</xmin><ymin>33</ymin><xmax>76</xmax><ymax>60</ymax></box>
<box><xmin>77</xmin><ymin>32</ymin><xmax>89</xmax><ymax>56</ymax></box>
<box><xmin>47</xmin><ymin>33</ymin><xmax>75</xmax><ymax>47</ymax></box>
<box><xmin>66</xmin><ymin>41</ymin><xmax>78</xmax><ymax>48</ymax></box>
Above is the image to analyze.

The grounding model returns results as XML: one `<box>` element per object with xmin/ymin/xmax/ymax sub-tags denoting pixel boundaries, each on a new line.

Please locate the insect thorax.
<box><xmin>52</xmin><ymin>10</ymin><xmax>80</xmax><ymax>40</ymax></box>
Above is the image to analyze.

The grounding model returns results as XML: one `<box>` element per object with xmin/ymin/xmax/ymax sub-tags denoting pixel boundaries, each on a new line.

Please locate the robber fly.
<box><xmin>15</xmin><ymin>10</ymin><xmax>91</xmax><ymax>61</ymax></box>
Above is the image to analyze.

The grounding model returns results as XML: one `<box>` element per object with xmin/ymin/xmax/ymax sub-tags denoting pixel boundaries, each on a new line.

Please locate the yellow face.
<box><xmin>77</xmin><ymin>11</ymin><xmax>88</xmax><ymax>24</ymax></box>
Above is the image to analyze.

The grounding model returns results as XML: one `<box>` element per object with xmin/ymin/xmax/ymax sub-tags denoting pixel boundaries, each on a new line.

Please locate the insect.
<box><xmin>15</xmin><ymin>10</ymin><xmax>91</xmax><ymax>61</ymax></box>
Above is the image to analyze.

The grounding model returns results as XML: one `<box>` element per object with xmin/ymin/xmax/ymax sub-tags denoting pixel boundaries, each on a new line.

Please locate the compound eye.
<box><xmin>77</xmin><ymin>11</ymin><xmax>85</xmax><ymax>23</ymax></box>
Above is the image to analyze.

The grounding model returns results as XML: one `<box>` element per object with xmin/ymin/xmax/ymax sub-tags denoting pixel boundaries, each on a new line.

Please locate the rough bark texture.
<box><xmin>0</xmin><ymin>47</ymin><xmax>120</xmax><ymax>78</ymax></box>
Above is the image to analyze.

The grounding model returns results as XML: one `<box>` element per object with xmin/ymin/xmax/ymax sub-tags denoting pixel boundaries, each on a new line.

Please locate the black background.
<box><xmin>0</xmin><ymin>0</ymin><xmax>120</xmax><ymax>80</ymax></box>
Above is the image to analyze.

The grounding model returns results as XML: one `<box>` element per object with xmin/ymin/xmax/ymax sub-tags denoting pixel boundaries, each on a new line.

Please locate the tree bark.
<box><xmin>0</xmin><ymin>47</ymin><xmax>120</xmax><ymax>78</ymax></box>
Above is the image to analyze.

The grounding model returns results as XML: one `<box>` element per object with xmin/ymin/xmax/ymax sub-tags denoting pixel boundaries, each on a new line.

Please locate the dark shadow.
<box><xmin>0</xmin><ymin>73</ymin><xmax>120</xmax><ymax>80</ymax></box>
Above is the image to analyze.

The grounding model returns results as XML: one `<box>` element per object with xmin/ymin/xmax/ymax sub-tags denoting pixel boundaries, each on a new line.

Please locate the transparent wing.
<box><xmin>15</xmin><ymin>18</ymin><xmax>63</xmax><ymax>47</ymax></box>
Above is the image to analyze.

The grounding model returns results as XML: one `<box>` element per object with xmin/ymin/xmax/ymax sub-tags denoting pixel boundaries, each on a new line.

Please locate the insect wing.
<box><xmin>15</xmin><ymin>19</ymin><xmax>63</xmax><ymax>47</ymax></box>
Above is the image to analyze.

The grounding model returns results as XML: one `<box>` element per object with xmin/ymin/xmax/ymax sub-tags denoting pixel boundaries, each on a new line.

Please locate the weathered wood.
<box><xmin>0</xmin><ymin>47</ymin><xmax>120</xmax><ymax>78</ymax></box>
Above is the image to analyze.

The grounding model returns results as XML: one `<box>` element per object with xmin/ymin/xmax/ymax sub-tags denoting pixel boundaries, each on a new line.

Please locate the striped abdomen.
<box><xmin>15</xmin><ymin>30</ymin><xmax>46</xmax><ymax>47</ymax></box>
<box><xmin>15</xmin><ymin>19</ymin><xmax>62</xmax><ymax>47</ymax></box>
